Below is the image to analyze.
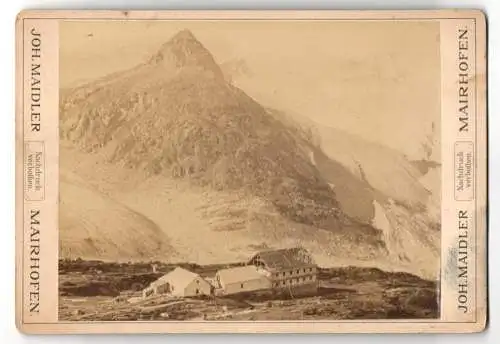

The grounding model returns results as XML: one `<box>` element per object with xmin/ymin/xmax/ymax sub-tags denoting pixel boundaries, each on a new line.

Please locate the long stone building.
<box><xmin>248</xmin><ymin>247</ymin><xmax>318</xmax><ymax>295</ymax></box>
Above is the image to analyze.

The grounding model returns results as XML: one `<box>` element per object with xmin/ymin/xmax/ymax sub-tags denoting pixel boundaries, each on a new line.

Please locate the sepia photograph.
<box><xmin>57</xmin><ymin>20</ymin><xmax>442</xmax><ymax>322</ymax></box>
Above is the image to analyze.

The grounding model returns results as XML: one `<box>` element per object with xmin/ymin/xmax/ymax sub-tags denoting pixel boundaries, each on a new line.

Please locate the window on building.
<box><xmin>241</xmin><ymin>283</ymin><xmax>244</xmax><ymax>289</ymax></box>
<box><xmin>297</xmin><ymin>269</ymin><xmax>300</xmax><ymax>274</ymax></box>
<box><xmin>283</xmin><ymin>272</ymin><xmax>286</xmax><ymax>277</ymax></box>
<box><xmin>282</xmin><ymin>281</ymin><xmax>286</xmax><ymax>286</ymax></box>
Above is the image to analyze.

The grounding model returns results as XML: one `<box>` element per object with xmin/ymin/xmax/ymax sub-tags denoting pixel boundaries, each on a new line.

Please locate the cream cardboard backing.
<box><xmin>15</xmin><ymin>10</ymin><xmax>487</xmax><ymax>334</ymax></box>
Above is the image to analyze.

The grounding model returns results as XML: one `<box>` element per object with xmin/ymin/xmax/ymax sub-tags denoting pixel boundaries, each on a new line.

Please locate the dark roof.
<box><xmin>249</xmin><ymin>247</ymin><xmax>316</xmax><ymax>270</ymax></box>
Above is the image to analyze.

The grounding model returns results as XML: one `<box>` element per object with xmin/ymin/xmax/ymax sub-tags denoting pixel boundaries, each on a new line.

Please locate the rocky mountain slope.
<box><xmin>59</xmin><ymin>29</ymin><xmax>440</xmax><ymax>279</ymax></box>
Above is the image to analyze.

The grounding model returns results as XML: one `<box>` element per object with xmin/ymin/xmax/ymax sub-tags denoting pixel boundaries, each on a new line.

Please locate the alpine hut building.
<box><xmin>248</xmin><ymin>247</ymin><xmax>318</xmax><ymax>296</ymax></box>
<box><xmin>215</xmin><ymin>265</ymin><xmax>271</xmax><ymax>295</ymax></box>
<box><xmin>142</xmin><ymin>267</ymin><xmax>213</xmax><ymax>299</ymax></box>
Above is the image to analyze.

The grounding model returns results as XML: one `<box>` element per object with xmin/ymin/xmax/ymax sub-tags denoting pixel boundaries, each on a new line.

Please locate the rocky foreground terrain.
<box><xmin>58</xmin><ymin>260</ymin><xmax>438</xmax><ymax>321</ymax></box>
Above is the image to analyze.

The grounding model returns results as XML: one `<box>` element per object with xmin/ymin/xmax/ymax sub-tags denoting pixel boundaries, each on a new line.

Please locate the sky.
<box><xmin>60</xmin><ymin>20</ymin><xmax>441</xmax><ymax>161</ymax></box>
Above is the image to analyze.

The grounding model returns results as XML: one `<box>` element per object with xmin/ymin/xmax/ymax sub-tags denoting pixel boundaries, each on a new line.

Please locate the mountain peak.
<box><xmin>170</xmin><ymin>29</ymin><xmax>198</xmax><ymax>44</ymax></box>
<box><xmin>149</xmin><ymin>29</ymin><xmax>224</xmax><ymax>79</ymax></box>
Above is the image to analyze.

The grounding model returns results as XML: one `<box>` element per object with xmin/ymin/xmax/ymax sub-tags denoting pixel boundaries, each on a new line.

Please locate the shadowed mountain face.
<box><xmin>60</xmin><ymin>29</ymin><xmax>349</xmax><ymax>231</ymax></box>
<box><xmin>59</xmin><ymin>172</ymin><xmax>177</xmax><ymax>262</ymax></box>
<box><xmin>59</xmin><ymin>30</ymin><xmax>440</xmax><ymax>279</ymax></box>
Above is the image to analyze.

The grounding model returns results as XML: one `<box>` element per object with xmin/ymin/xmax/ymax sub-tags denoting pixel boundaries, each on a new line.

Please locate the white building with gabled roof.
<box><xmin>215</xmin><ymin>265</ymin><xmax>271</xmax><ymax>295</ymax></box>
<box><xmin>142</xmin><ymin>266</ymin><xmax>213</xmax><ymax>298</ymax></box>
